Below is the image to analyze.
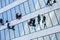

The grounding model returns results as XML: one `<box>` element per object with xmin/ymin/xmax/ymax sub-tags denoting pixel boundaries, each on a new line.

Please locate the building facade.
<box><xmin>0</xmin><ymin>0</ymin><xmax>60</xmax><ymax>40</ymax></box>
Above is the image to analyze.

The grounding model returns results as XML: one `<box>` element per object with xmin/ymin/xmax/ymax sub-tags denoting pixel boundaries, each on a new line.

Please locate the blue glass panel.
<box><xmin>7</xmin><ymin>10</ymin><xmax>12</xmax><ymax>22</ymax></box>
<box><xmin>23</xmin><ymin>21</ymin><xmax>30</xmax><ymax>34</ymax></box>
<box><xmin>38</xmin><ymin>37</ymin><xmax>43</xmax><ymax>40</ymax></box>
<box><xmin>10</xmin><ymin>8</ymin><xmax>16</xmax><ymax>20</ymax></box>
<box><xmin>1</xmin><ymin>30</ymin><xmax>5</xmax><ymax>40</ymax></box>
<box><xmin>28</xmin><ymin>0</ymin><xmax>35</xmax><ymax>12</ymax></box>
<box><xmin>44</xmin><ymin>13</ymin><xmax>52</xmax><ymax>28</ymax></box>
<box><xmin>18</xmin><ymin>23</ymin><xmax>24</xmax><ymax>36</ymax></box>
<box><xmin>56</xmin><ymin>32</ymin><xmax>60</xmax><ymax>40</ymax></box>
<box><xmin>5</xmin><ymin>29</ymin><xmax>10</xmax><ymax>40</ymax></box>
<box><xmin>44</xmin><ymin>36</ymin><xmax>50</xmax><ymax>40</ymax></box>
<box><xmin>50</xmin><ymin>34</ymin><xmax>57</xmax><ymax>40</ymax></box>
<box><xmin>0</xmin><ymin>0</ymin><xmax>2</xmax><ymax>9</ymax></box>
<box><xmin>39</xmin><ymin>0</ymin><xmax>45</xmax><ymax>8</ymax></box>
<box><xmin>1</xmin><ymin>0</ymin><xmax>6</xmax><ymax>7</ymax></box>
<box><xmin>3</xmin><ymin>12</ymin><xmax>8</xmax><ymax>24</ymax></box>
<box><xmin>55</xmin><ymin>9</ymin><xmax>60</xmax><ymax>24</ymax></box>
<box><xmin>15</xmin><ymin>6</ymin><xmax>20</xmax><ymax>14</ymax></box>
<box><xmin>9</xmin><ymin>29</ymin><xmax>15</xmax><ymax>39</ymax></box>
<box><xmin>5</xmin><ymin>0</ymin><xmax>9</xmax><ymax>5</ymax></box>
<box><xmin>33</xmin><ymin>0</ymin><xmax>40</xmax><ymax>10</ymax></box>
<box><xmin>24</xmin><ymin>2</ymin><xmax>30</xmax><ymax>14</ymax></box>
<box><xmin>44</xmin><ymin>0</ymin><xmax>48</xmax><ymax>4</ymax></box>
<box><xmin>0</xmin><ymin>14</ymin><xmax>2</xmax><ymax>18</ymax></box>
<box><xmin>19</xmin><ymin>4</ymin><xmax>26</xmax><ymax>16</ymax></box>
<box><xmin>0</xmin><ymin>31</ymin><xmax>1</xmax><ymax>40</ymax></box>
<box><xmin>9</xmin><ymin>0</ymin><xmax>14</xmax><ymax>3</ymax></box>
<box><xmin>49</xmin><ymin>11</ymin><xmax>58</xmax><ymax>26</ymax></box>
<box><xmin>14</xmin><ymin>25</ymin><xmax>19</xmax><ymax>38</ymax></box>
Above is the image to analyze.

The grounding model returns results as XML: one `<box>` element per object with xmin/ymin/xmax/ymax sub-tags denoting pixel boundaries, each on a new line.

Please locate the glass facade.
<box><xmin>0</xmin><ymin>0</ymin><xmax>60</xmax><ymax>40</ymax></box>
<box><xmin>31</xmin><ymin>32</ymin><xmax>60</xmax><ymax>40</ymax></box>
<box><xmin>0</xmin><ymin>0</ymin><xmax>16</xmax><ymax>9</ymax></box>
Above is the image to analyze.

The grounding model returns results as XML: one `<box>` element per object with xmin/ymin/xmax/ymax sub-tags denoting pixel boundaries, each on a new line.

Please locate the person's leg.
<box><xmin>44</xmin><ymin>22</ymin><xmax>46</xmax><ymax>29</ymax></box>
<box><xmin>1</xmin><ymin>19</ymin><xmax>4</xmax><ymax>25</ymax></box>
<box><xmin>6</xmin><ymin>20</ymin><xmax>8</xmax><ymax>23</ymax></box>
<box><xmin>38</xmin><ymin>19</ymin><xmax>40</xmax><ymax>24</ymax></box>
<box><xmin>12</xmin><ymin>25</ymin><xmax>15</xmax><ymax>31</ymax></box>
<box><xmin>46</xmin><ymin>0</ymin><xmax>49</xmax><ymax>5</ymax></box>
<box><xmin>32</xmin><ymin>22</ymin><xmax>36</xmax><ymax>27</ymax></box>
<box><xmin>53</xmin><ymin>0</ymin><xmax>56</xmax><ymax>3</ymax></box>
<box><xmin>8</xmin><ymin>26</ymin><xmax>11</xmax><ymax>29</ymax></box>
<box><xmin>18</xmin><ymin>14</ymin><xmax>22</xmax><ymax>19</ymax></box>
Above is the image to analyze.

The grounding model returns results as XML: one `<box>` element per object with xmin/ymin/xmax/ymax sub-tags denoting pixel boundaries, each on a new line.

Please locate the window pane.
<box><xmin>1</xmin><ymin>0</ymin><xmax>6</xmax><ymax>7</ymax></box>
<box><xmin>0</xmin><ymin>1</ymin><xmax>2</xmax><ymax>9</ymax></box>
<box><xmin>49</xmin><ymin>11</ymin><xmax>58</xmax><ymax>26</ymax></box>
<box><xmin>50</xmin><ymin>34</ymin><xmax>57</xmax><ymax>40</ymax></box>
<box><xmin>3</xmin><ymin>12</ymin><xmax>8</xmax><ymax>24</ymax></box>
<box><xmin>15</xmin><ymin>6</ymin><xmax>20</xmax><ymax>14</ymax></box>
<box><xmin>44</xmin><ymin>13</ymin><xmax>52</xmax><ymax>28</ymax></box>
<box><xmin>33</xmin><ymin>0</ymin><xmax>40</xmax><ymax>10</ymax></box>
<box><xmin>5</xmin><ymin>29</ymin><xmax>10</xmax><ymax>40</ymax></box>
<box><xmin>23</xmin><ymin>21</ymin><xmax>30</xmax><ymax>34</ymax></box>
<box><xmin>14</xmin><ymin>25</ymin><xmax>19</xmax><ymax>38</ymax></box>
<box><xmin>7</xmin><ymin>10</ymin><xmax>12</xmax><ymax>21</ymax></box>
<box><xmin>28</xmin><ymin>20</ymin><xmax>36</xmax><ymax>33</ymax></box>
<box><xmin>34</xmin><ymin>17</ymin><xmax>41</xmax><ymax>31</ymax></box>
<box><xmin>10</xmin><ymin>8</ymin><xmax>16</xmax><ymax>20</ymax></box>
<box><xmin>1</xmin><ymin>30</ymin><xmax>5</xmax><ymax>40</ymax></box>
<box><xmin>9</xmin><ymin>29</ymin><xmax>15</xmax><ymax>39</ymax></box>
<box><xmin>18</xmin><ymin>23</ymin><xmax>25</xmax><ymax>36</ymax></box>
<box><xmin>44</xmin><ymin>36</ymin><xmax>50</xmax><ymax>40</ymax></box>
<box><xmin>39</xmin><ymin>0</ymin><xmax>45</xmax><ymax>8</ymax></box>
<box><xmin>19</xmin><ymin>4</ymin><xmax>26</xmax><ymax>16</ymax></box>
<box><xmin>9</xmin><ymin>0</ymin><xmax>14</xmax><ymax>3</ymax></box>
<box><xmin>55</xmin><ymin>9</ymin><xmax>60</xmax><ymax>24</ymax></box>
<box><xmin>0</xmin><ymin>14</ymin><xmax>2</xmax><ymax>18</ymax></box>
<box><xmin>0</xmin><ymin>31</ymin><xmax>1</xmax><ymax>40</ymax></box>
<box><xmin>44</xmin><ymin>0</ymin><xmax>48</xmax><ymax>4</ymax></box>
<box><xmin>56</xmin><ymin>32</ymin><xmax>60</xmax><ymax>40</ymax></box>
<box><xmin>38</xmin><ymin>37</ymin><xmax>43</xmax><ymax>40</ymax></box>
<box><xmin>28</xmin><ymin>0</ymin><xmax>35</xmax><ymax>12</ymax></box>
<box><xmin>24</xmin><ymin>2</ymin><xmax>30</xmax><ymax>14</ymax></box>
<box><xmin>33</xmin><ymin>38</ymin><xmax>37</xmax><ymax>40</ymax></box>
<box><xmin>5</xmin><ymin>0</ymin><xmax>9</xmax><ymax>5</ymax></box>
